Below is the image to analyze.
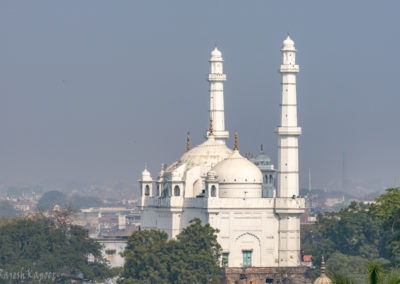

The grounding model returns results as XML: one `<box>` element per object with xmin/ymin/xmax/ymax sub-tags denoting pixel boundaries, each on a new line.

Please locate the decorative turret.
<box><xmin>250</xmin><ymin>144</ymin><xmax>276</xmax><ymax>198</ymax></box>
<box><xmin>207</xmin><ymin>45</ymin><xmax>229</xmax><ymax>141</ymax></box>
<box><xmin>140</xmin><ymin>164</ymin><xmax>153</xmax><ymax>197</ymax></box>
<box><xmin>206</xmin><ymin>170</ymin><xmax>219</xmax><ymax>198</ymax></box>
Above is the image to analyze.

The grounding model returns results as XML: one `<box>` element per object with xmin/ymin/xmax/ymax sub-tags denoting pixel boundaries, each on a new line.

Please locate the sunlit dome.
<box><xmin>166</xmin><ymin>137</ymin><xmax>233</xmax><ymax>176</ymax></box>
<box><xmin>214</xmin><ymin>151</ymin><xmax>263</xmax><ymax>184</ymax></box>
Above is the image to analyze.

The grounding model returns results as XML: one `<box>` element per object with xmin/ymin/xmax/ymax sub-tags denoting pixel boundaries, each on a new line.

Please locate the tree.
<box><xmin>326</xmin><ymin>252</ymin><xmax>369</xmax><ymax>284</ymax></box>
<box><xmin>309</xmin><ymin>202</ymin><xmax>390</xmax><ymax>262</ymax></box>
<box><xmin>0</xmin><ymin>215</ymin><xmax>113</xmax><ymax>283</ymax></box>
<box><xmin>172</xmin><ymin>218</ymin><xmax>222</xmax><ymax>283</ymax></box>
<box><xmin>370</xmin><ymin>188</ymin><xmax>400</xmax><ymax>259</ymax></box>
<box><xmin>120</xmin><ymin>229</ymin><xmax>170</xmax><ymax>283</ymax></box>
<box><xmin>119</xmin><ymin>218</ymin><xmax>222</xmax><ymax>284</ymax></box>
<box><xmin>37</xmin><ymin>190</ymin><xmax>67</xmax><ymax>210</ymax></box>
<box><xmin>367</xmin><ymin>263</ymin><xmax>383</xmax><ymax>284</ymax></box>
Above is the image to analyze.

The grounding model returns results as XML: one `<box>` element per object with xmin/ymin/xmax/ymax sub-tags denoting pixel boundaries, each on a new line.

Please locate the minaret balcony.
<box><xmin>279</xmin><ymin>65</ymin><xmax>299</xmax><ymax>73</ymax></box>
<box><xmin>275</xmin><ymin>127</ymin><xmax>302</xmax><ymax>136</ymax></box>
<box><xmin>208</xmin><ymin>74</ymin><xmax>227</xmax><ymax>81</ymax></box>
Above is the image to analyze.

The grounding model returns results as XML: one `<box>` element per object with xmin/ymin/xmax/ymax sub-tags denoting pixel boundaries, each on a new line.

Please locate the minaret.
<box><xmin>207</xmin><ymin>46</ymin><xmax>229</xmax><ymax>141</ymax></box>
<box><xmin>276</xmin><ymin>35</ymin><xmax>302</xmax><ymax>198</ymax></box>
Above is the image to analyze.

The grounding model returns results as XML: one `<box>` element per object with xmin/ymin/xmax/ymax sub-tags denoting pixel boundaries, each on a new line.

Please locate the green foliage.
<box><xmin>329</xmin><ymin>272</ymin><xmax>356</xmax><ymax>284</ymax></box>
<box><xmin>0</xmin><ymin>215</ymin><xmax>113</xmax><ymax>283</ymax></box>
<box><xmin>173</xmin><ymin>218</ymin><xmax>222</xmax><ymax>283</ymax></box>
<box><xmin>315</xmin><ymin>202</ymin><xmax>386</xmax><ymax>259</ymax></box>
<box><xmin>368</xmin><ymin>263</ymin><xmax>384</xmax><ymax>284</ymax></box>
<box><xmin>382</xmin><ymin>269</ymin><xmax>400</xmax><ymax>284</ymax></box>
<box><xmin>370</xmin><ymin>188</ymin><xmax>400</xmax><ymax>258</ymax></box>
<box><xmin>119</xmin><ymin>218</ymin><xmax>222</xmax><ymax>284</ymax></box>
<box><xmin>326</xmin><ymin>252</ymin><xmax>369</xmax><ymax>284</ymax></box>
<box><xmin>37</xmin><ymin>190</ymin><xmax>68</xmax><ymax>210</ymax></box>
<box><xmin>0</xmin><ymin>200</ymin><xmax>19</xmax><ymax>218</ymax></box>
<box><xmin>120</xmin><ymin>229</ymin><xmax>170</xmax><ymax>283</ymax></box>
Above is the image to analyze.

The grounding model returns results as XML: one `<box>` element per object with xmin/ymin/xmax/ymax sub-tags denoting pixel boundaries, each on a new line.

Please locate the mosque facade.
<box><xmin>138</xmin><ymin>36</ymin><xmax>305</xmax><ymax>268</ymax></box>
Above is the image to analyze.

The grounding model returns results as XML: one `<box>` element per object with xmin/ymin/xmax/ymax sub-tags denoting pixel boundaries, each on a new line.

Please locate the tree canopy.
<box><xmin>119</xmin><ymin>218</ymin><xmax>222</xmax><ymax>284</ymax></box>
<box><xmin>36</xmin><ymin>190</ymin><xmax>68</xmax><ymax>210</ymax></box>
<box><xmin>370</xmin><ymin>188</ymin><xmax>400</xmax><ymax>259</ymax></box>
<box><xmin>0</xmin><ymin>215</ymin><xmax>113</xmax><ymax>283</ymax></box>
<box><xmin>302</xmin><ymin>188</ymin><xmax>400</xmax><ymax>283</ymax></box>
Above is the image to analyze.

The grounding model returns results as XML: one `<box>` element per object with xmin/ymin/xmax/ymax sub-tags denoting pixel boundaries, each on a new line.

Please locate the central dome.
<box><xmin>166</xmin><ymin>137</ymin><xmax>233</xmax><ymax>176</ymax></box>
<box><xmin>213</xmin><ymin>150</ymin><xmax>262</xmax><ymax>198</ymax></box>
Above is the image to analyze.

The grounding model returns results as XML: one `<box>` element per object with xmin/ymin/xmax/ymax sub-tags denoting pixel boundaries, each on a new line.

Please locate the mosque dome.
<box><xmin>313</xmin><ymin>257</ymin><xmax>332</xmax><ymax>284</ymax></box>
<box><xmin>166</xmin><ymin>137</ymin><xmax>233</xmax><ymax>177</ymax></box>
<box><xmin>214</xmin><ymin>151</ymin><xmax>263</xmax><ymax>184</ymax></box>
<box><xmin>213</xmin><ymin>149</ymin><xmax>262</xmax><ymax>198</ymax></box>
<box><xmin>251</xmin><ymin>145</ymin><xmax>273</xmax><ymax>170</ymax></box>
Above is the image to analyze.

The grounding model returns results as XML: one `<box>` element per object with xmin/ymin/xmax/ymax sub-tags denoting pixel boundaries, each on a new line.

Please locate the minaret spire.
<box><xmin>186</xmin><ymin>132</ymin><xmax>190</xmax><ymax>151</ymax></box>
<box><xmin>234</xmin><ymin>131</ymin><xmax>238</xmax><ymax>151</ymax></box>
<box><xmin>209</xmin><ymin>119</ymin><xmax>214</xmax><ymax>136</ymax></box>
<box><xmin>276</xmin><ymin>34</ymin><xmax>302</xmax><ymax>198</ymax></box>
<box><xmin>207</xmin><ymin>46</ymin><xmax>229</xmax><ymax>141</ymax></box>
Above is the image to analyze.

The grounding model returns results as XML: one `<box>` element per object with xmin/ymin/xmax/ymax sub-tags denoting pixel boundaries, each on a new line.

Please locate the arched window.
<box><xmin>211</xmin><ymin>185</ymin><xmax>216</xmax><ymax>197</ymax></box>
<box><xmin>269</xmin><ymin>175</ymin><xmax>273</xmax><ymax>184</ymax></box>
<box><xmin>145</xmin><ymin>185</ymin><xmax>150</xmax><ymax>196</ymax></box>
<box><xmin>155</xmin><ymin>185</ymin><xmax>160</xmax><ymax>196</ymax></box>
<box><xmin>265</xmin><ymin>175</ymin><xmax>269</xmax><ymax>184</ymax></box>
<box><xmin>174</xmin><ymin>185</ymin><xmax>180</xmax><ymax>197</ymax></box>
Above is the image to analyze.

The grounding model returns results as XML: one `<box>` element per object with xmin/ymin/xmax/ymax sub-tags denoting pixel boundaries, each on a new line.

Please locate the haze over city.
<box><xmin>2</xmin><ymin>0</ymin><xmax>399</xmax><ymax>193</ymax></box>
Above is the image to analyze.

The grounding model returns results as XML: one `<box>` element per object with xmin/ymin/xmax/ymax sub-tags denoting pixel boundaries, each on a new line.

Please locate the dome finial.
<box><xmin>209</xmin><ymin>119</ymin><xmax>214</xmax><ymax>136</ymax></box>
<box><xmin>260</xmin><ymin>144</ymin><xmax>263</xmax><ymax>152</ymax></box>
<box><xmin>321</xmin><ymin>256</ymin><xmax>326</xmax><ymax>275</ymax></box>
<box><xmin>234</xmin><ymin>131</ymin><xmax>238</xmax><ymax>151</ymax></box>
<box><xmin>186</xmin><ymin>131</ymin><xmax>190</xmax><ymax>151</ymax></box>
<box><xmin>144</xmin><ymin>162</ymin><xmax>147</xmax><ymax>170</ymax></box>
<box><xmin>313</xmin><ymin>256</ymin><xmax>332</xmax><ymax>284</ymax></box>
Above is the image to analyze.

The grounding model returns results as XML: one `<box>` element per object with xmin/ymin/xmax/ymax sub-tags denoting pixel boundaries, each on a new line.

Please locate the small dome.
<box><xmin>252</xmin><ymin>150</ymin><xmax>271</xmax><ymax>165</ymax></box>
<box><xmin>213</xmin><ymin>151</ymin><xmax>263</xmax><ymax>184</ymax></box>
<box><xmin>141</xmin><ymin>168</ymin><xmax>152</xmax><ymax>182</ymax></box>
<box><xmin>282</xmin><ymin>35</ymin><xmax>295</xmax><ymax>51</ymax></box>
<box><xmin>210</xmin><ymin>46</ymin><xmax>223</xmax><ymax>61</ymax></box>
<box><xmin>211</xmin><ymin>46</ymin><xmax>222</xmax><ymax>56</ymax></box>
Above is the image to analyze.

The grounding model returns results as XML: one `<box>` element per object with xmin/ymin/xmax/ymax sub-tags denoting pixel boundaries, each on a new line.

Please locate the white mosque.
<box><xmin>138</xmin><ymin>35</ymin><xmax>305</xmax><ymax>268</ymax></box>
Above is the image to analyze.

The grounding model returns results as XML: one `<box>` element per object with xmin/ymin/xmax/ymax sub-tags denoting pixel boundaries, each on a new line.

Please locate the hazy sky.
<box><xmin>2</xmin><ymin>1</ymin><xmax>400</xmax><ymax>192</ymax></box>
